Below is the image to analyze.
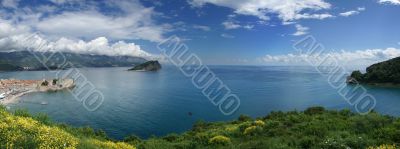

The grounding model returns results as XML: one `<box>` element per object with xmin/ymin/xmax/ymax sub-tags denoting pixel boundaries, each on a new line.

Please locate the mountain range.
<box><xmin>0</xmin><ymin>51</ymin><xmax>147</xmax><ymax>71</ymax></box>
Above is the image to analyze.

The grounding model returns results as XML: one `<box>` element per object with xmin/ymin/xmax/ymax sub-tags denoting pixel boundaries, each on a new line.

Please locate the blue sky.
<box><xmin>1</xmin><ymin>0</ymin><xmax>400</xmax><ymax>65</ymax></box>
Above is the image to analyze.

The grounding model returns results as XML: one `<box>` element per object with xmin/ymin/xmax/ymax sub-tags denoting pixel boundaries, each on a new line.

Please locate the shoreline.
<box><xmin>0</xmin><ymin>79</ymin><xmax>75</xmax><ymax>105</ymax></box>
<box><xmin>0</xmin><ymin>90</ymin><xmax>36</xmax><ymax>105</ymax></box>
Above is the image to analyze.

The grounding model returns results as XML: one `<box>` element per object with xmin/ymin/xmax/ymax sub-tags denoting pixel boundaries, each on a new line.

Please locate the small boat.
<box><xmin>0</xmin><ymin>93</ymin><xmax>5</xmax><ymax>99</ymax></box>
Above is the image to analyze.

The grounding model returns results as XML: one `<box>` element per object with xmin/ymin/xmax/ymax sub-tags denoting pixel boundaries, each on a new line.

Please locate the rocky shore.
<box><xmin>0</xmin><ymin>78</ymin><xmax>75</xmax><ymax>104</ymax></box>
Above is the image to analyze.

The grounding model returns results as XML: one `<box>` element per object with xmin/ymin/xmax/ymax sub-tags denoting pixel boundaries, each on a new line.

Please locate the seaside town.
<box><xmin>0</xmin><ymin>78</ymin><xmax>74</xmax><ymax>104</ymax></box>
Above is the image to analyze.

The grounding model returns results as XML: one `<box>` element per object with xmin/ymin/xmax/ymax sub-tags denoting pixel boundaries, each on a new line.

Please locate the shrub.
<box><xmin>124</xmin><ymin>135</ymin><xmax>142</xmax><ymax>145</ymax></box>
<box><xmin>162</xmin><ymin>133</ymin><xmax>179</xmax><ymax>142</ymax></box>
<box><xmin>350</xmin><ymin>70</ymin><xmax>364</xmax><ymax>82</ymax></box>
<box><xmin>87</xmin><ymin>139</ymin><xmax>136</xmax><ymax>149</ymax></box>
<box><xmin>34</xmin><ymin>113</ymin><xmax>51</xmax><ymax>125</ymax></box>
<box><xmin>41</xmin><ymin>80</ymin><xmax>49</xmax><ymax>86</ymax></box>
<box><xmin>0</xmin><ymin>112</ymin><xmax>78</xmax><ymax>148</ymax></box>
<box><xmin>254</xmin><ymin>120</ymin><xmax>265</xmax><ymax>126</ymax></box>
<box><xmin>52</xmin><ymin>79</ymin><xmax>58</xmax><ymax>85</ymax></box>
<box><xmin>208</xmin><ymin>135</ymin><xmax>231</xmax><ymax>145</ymax></box>
<box><xmin>238</xmin><ymin>114</ymin><xmax>252</xmax><ymax>122</ymax></box>
<box><xmin>367</xmin><ymin>144</ymin><xmax>397</xmax><ymax>149</ymax></box>
<box><xmin>243</xmin><ymin>126</ymin><xmax>262</xmax><ymax>136</ymax></box>
<box><xmin>304</xmin><ymin>106</ymin><xmax>325</xmax><ymax>115</ymax></box>
<box><xmin>13</xmin><ymin>109</ymin><xmax>31</xmax><ymax>117</ymax></box>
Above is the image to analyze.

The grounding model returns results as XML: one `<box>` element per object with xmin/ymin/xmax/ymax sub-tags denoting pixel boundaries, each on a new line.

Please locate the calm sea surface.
<box><xmin>1</xmin><ymin>66</ymin><xmax>400</xmax><ymax>139</ymax></box>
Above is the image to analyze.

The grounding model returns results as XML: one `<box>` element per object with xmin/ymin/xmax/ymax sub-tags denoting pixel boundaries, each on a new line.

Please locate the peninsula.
<box><xmin>348</xmin><ymin>56</ymin><xmax>400</xmax><ymax>86</ymax></box>
<box><xmin>0</xmin><ymin>78</ymin><xmax>75</xmax><ymax>104</ymax></box>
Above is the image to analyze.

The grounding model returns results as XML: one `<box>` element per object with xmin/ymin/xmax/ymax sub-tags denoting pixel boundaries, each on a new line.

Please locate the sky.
<box><xmin>1</xmin><ymin>0</ymin><xmax>400</xmax><ymax>66</ymax></box>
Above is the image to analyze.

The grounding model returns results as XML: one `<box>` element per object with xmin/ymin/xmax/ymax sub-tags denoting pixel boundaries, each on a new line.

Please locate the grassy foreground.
<box><xmin>1</xmin><ymin>106</ymin><xmax>399</xmax><ymax>149</ymax></box>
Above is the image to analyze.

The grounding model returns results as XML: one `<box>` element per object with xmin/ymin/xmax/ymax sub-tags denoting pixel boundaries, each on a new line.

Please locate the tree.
<box><xmin>41</xmin><ymin>80</ymin><xmax>49</xmax><ymax>86</ymax></box>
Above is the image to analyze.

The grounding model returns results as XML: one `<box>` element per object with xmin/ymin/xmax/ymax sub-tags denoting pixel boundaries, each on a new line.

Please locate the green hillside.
<box><xmin>1</xmin><ymin>106</ymin><xmax>398</xmax><ymax>149</ymax></box>
<box><xmin>349</xmin><ymin>57</ymin><xmax>400</xmax><ymax>85</ymax></box>
<box><xmin>0</xmin><ymin>51</ymin><xmax>147</xmax><ymax>71</ymax></box>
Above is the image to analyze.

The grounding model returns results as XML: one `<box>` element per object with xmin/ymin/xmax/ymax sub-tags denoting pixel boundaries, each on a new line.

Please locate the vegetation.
<box><xmin>128</xmin><ymin>61</ymin><xmax>161</xmax><ymax>71</ymax></box>
<box><xmin>349</xmin><ymin>57</ymin><xmax>400</xmax><ymax>85</ymax></box>
<box><xmin>41</xmin><ymin>80</ymin><xmax>49</xmax><ymax>86</ymax></box>
<box><xmin>1</xmin><ymin>106</ymin><xmax>400</xmax><ymax>148</ymax></box>
<box><xmin>0</xmin><ymin>62</ymin><xmax>23</xmax><ymax>71</ymax></box>
<box><xmin>52</xmin><ymin>79</ymin><xmax>58</xmax><ymax>85</ymax></box>
<box><xmin>0</xmin><ymin>51</ymin><xmax>147</xmax><ymax>71</ymax></box>
<box><xmin>0</xmin><ymin>107</ymin><xmax>135</xmax><ymax>149</ymax></box>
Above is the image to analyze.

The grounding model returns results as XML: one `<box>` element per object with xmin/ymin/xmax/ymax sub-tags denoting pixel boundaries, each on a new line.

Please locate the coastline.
<box><xmin>0</xmin><ymin>90</ymin><xmax>36</xmax><ymax>105</ymax></box>
<box><xmin>0</xmin><ymin>79</ymin><xmax>75</xmax><ymax>105</ymax></box>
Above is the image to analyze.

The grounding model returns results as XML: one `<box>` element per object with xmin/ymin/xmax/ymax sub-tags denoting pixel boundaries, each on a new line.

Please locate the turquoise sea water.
<box><xmin>1</xmin><ymin>66</ymin><xmax>400</xmax><ymax>139</ymax></box>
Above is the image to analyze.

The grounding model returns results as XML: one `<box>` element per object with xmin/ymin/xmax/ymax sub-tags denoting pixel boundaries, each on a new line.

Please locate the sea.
<box><xmin>1</xmin><ymin>65</ymin><xmax>400</xmax><ymax>139</ymax></box>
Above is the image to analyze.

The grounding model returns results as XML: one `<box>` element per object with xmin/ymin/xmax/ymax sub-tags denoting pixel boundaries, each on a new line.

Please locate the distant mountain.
<box><xmin>128</xmin><ymin>60</ymin><xmax>161</xmax><ymax>71</ymax></box>
<box><xmin>348</xmin><ymin>57</ymin><xmax>400</xmax><ymax>85</ymax></box>
<box><xmin>0</xmin><ymin>63</ymin><xmax>23</xmax><ymax>71</ymax></box>
<box><xmin>0</xmin><ymin>51</ymin><xmax>147</xmax><ymax>71</ymax></box>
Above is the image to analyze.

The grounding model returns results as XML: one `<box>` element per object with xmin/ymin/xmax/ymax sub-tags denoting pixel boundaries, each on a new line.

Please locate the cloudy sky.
<box><xmin>1</xmin><ymin>0</ymin><xmax>400</xmax><ymax>65</ymax></box>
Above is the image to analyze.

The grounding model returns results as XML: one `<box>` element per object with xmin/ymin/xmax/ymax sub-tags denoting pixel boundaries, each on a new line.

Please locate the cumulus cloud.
<box><xmin>2</xmin><ymin>0</ymin><xmax>167</xmax><ymax>42</ymax></box>
<box><xmin>292</xmin><ymin>24</ymin><xmax>309</xmax><ymax>36</ymax></box>
<box><xmin>189</xmin><ymin>0</ymin><xmax>332</xmax><ymax>22</ymax></box>
<box><xmin>35</xmin><ymin>10</ymin><xmax>164</xmax><ymax>42</ymax></box>
<box><xmin>259</xmin><ymin>48</ymin><xmax>400</xmax><ymax>66</ymax></box>
<box><xmin>339</xmin><ymin>7</ymin><xmax>366</xmax><ymax>17</ymax></box>
<box><xmin>0</xmin><ymin>19</ymin><xmax>154</xmax><ymax>59</ymax></box>
<box><xmin>379</xmin><ymin>0</ymin><xmax>400</xmax><ymax>5</ymax></box>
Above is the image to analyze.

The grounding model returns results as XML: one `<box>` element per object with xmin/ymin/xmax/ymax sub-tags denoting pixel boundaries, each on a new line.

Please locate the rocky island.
<box><xmin>347</xmin><ymin>56</ymin><xmax>400</xmax><ymax>85</ymax></box>
<box><xmin>128</xmin><ymin>60</ymin><xmax>161</xmax><ymax>71</ymax></box>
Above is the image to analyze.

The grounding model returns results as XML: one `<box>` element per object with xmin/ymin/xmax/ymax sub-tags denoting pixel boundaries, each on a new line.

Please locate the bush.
<box><xmin>41</xmin><ymin>80</ymin><xmax>49</xmax><ymax>86</ymax></box>
<box><xmin>85</xmin><ymin>139</ymin><xmax>135</xmax><ymax>149</ymax></box>
<box><xmin>208</xmin><ymin>135</ymin><xmax>231</xmax><ymax>145</ymax></box>
<box><xmin>351</xmin><ymin>70</ymin><xmax>364</xmax><ymax>82</ymax></box>
<box><xmin>13</xmin><ymin>109</ymin><xmax>31</xmax><ymax>117</ymax></box>
<box><xmin>52</xmin><ymin>79</ymin><xmax>58</xmax><ymax>85</ymax></box>
<box><xmin>254</xmin><ymin>120</ymin><xmax>265</xmax><ymax>126</ymax></box>
<box><xmin>367</xmin><ymin>144</ymin><xmax>397</xmax><ymax>149</ymax></box>
<box><xmin>243</xmin><ymin>126</ymin><xmax>262</xmax><ymax>136</ymax></box>
<box><xmin>238</xmin><ymin>114</ymin><xmax>252</xmax><ymax>122</ymax></box>
<box><xmin>304</xmin><ymin>106</ymin><xmax>325</xmax><ymax>115</ymax></box>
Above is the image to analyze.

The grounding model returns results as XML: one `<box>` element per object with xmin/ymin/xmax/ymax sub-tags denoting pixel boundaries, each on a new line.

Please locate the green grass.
<box><xmin>1</xmin><ymin>106</ymin><xmax>399</xmax><ymax>148</ymax></box>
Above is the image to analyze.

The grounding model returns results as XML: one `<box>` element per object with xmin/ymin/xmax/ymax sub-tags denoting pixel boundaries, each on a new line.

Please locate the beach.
<box><xmin>0</xmin><ymin>79</ymin><xmax>74</xmax><ymax>105</ymax></box>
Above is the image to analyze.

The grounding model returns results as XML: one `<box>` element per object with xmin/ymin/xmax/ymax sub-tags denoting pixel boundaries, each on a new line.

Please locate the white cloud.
<box><xmin>222</xmin><ymin>21</ymin><xmax>254</xmax><ymax>30</ymax></box>
<box><xmin>292</xmin><ymin>24</ymin><xmax>309</xmax><ymax>36</ymax></box>
<box><xmin>0</xmin><ymin>18</ymin><xmax>154</xmax><ymax>59</ymax></box>
<box><xmin>1</xmin><ymin>0</ymin><xmax>20</xmax><ymax>8</ymax></box>
<box><xmin>193</xmin><ymin>25</ymin><xmax>211</xmax><ymax>31</ymax></box>
<box><xmin>189</xmin><ymin>0</ymin><xmax>332</xmax><ymax>22</ymax></box>
<box><xmin>295</xmin><ymin>13</ymin><xmax>334</xmax><ymax>20</ymax></box>
<box><xmin>339</xmin><ymin>7</ymin><xmax>366</xmax><ymax>17</ymax></box>
<box><xmin>2</xmin><ymin>0</ymin><xmax>167</xmax><ymax>42</ymax></box>
<box><xmin>221</xmin><ymin>33</ymin><xmax>235</xmax><ymax>38</ymax></box>
<box><xmin>222</xmin><ymin>21</ymin><xmax>241</xmax><ymax>29</ymax></box>
<box><xmin>379</xmin><ymin>0</ymin><xmax>400</xmax><ymax>5</ymax></box>
<box><xmin>259</xmin><ymin>48</ymin><xmax>400</xmax><ymax>66</ymax></box>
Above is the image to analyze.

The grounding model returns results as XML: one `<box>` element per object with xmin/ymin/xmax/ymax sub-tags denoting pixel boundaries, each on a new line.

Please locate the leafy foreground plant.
<box><xmin>0</xmin><ymin>107</ymin><xmax>134</xmax><ymax>149</ymax></box>
<box><xmin>1</xmin><ymin>106</ymin><xmax>400</xmax><ymax>149</ymax></box>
